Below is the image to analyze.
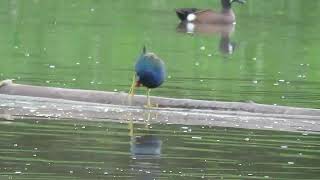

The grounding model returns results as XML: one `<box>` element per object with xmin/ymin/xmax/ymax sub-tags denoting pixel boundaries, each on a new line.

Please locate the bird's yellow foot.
<box><xmin>143</xmin><ymin>103</ymin><xmax>159</xmax><ymax>109</ymax></box>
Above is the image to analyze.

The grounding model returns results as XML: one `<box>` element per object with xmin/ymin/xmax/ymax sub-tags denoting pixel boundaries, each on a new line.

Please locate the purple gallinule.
<box><xmin>129</xmin><ymin>46</ymin><xmax>166</xmax><ymax>107</ymax></box>
<box><xmin>175</xmin><ymin>0</ymin><xmax>245</xmax><ymax>24</ymax></box>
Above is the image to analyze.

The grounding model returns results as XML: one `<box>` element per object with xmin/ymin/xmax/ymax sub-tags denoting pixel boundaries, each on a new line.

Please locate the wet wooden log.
<box><xmin>0</xmin><ymin>79</ymin><xmax>320</xmax><ymax>116</ymax></box>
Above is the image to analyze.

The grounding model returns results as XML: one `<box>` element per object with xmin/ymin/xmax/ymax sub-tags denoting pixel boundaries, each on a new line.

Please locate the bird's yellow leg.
<box><xmin>128</xmin><ymin>118</ymin><xmax>134</xmax><ymax>137</ymax></box>
<box><xmin>128</xmin><ymin>74</ymin><xmax>136</xmax><ymax>97</ymax></box>
<box><xmin>146</xmin><ymin>88</ymin><xmax>151</xmax><ymax>107</ymax></box>
<box><xmin>145</xmin><ymin>110</ymin><xmax>151</xmax><ymax>128</ymax></box>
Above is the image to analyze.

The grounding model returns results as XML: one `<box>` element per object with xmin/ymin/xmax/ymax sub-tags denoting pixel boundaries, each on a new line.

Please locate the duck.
<box><xmin>175</xmin><ymin>0</ymin><xmax>245</xmax><ymax>24</ymax></box>
<box><xmin>129</xmin><ymin>46</ymin><xmax>166</xmax><ymax>107</ymax></box>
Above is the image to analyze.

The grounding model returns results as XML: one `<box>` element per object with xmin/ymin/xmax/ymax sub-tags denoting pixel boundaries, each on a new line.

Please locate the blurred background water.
<box><xmin>0</xmin><ymin>0</ymin><xmax>320</xmax><ymax>179</ymax></box>
<box><xmin>0</xmin><ymin>0</ymin><xmax>319</xmax><ymax>108</ymax></box>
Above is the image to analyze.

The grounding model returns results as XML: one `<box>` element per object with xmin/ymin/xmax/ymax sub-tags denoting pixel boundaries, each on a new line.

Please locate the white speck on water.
<box><xmin>95</xmin><ymin>61</ymin><xmax>100</xmax><ymax>64</ymax></box>
<box><xmin>302</xmin><ymin>132</ymin><xmax>308</xmax><ymax>136</ymax></box>
<box><xmin>88</xmin><ymin>56</ymin><xmax>92</xmax><ymax>59</ymax></box>
<box><xmin>248</xmin><ymin>173</ymin><xmax>253</xmax><ymax>176</ymax></box>
<box><xmin>72</xmin><ymin>78</ymin><xmax>76</xmax><ymax>81</ymax></box>
<box><xmin>252</xmin><ymin>57</ymin><xmax>257</xmax><ymax>61</ymax></box>
<box><xmin>33</xmin><ymin>154</ymin><xmax>37</xmax><ymax>157</ymax></box>
<box><xmin>273</xmin><ymin>83</ymin><xmax>279</xmax><ymax>86</ymax></box>
<box><xmin>29</xmin><ymin>109</ymin><xmax>36</xmax><ymax>113</ymax></box>
<box><xmin>299</xmin><ymin>153</ymin><xmax>303</xmax><ymax>156</ymax></box>
<box><xmin>216</xmin><ymin>140</ymin><xmax>220</xmax><ymax>142</ymax></box>
<box><xmin>195</xmin><ymin>62</ymin><xmax>200</xmax><ymax>66</ymax></box>
<box><xmin>26</xmin><ymin>163</ymin><xmax>31</xmax><ymax>166</ymax></box>
<box><xmin>168</xmin><ymin>75</ymin><xmax>172</xmax><ymax>79</ymax></box>
<box><xmin>288</xmin><ymin>162</ymin><xmax>294</xmax><ymax>165</ymax></box>
<box><xmin>264</xmin><ymin>176</ymin><xmax>270</xmax><ymax>178</ymax></box>
<box><xmin>90</xmin><ymin>81</ymin><xmax>94</xmax><ymax>84</ymax></box>
<box><xmin>15</xmin><ymin>171</ymin><xmax>22</xmax><ymax>174</ymax></box>
<box><xmin>82</xmin><ymin>126</ymin><xmax>86</xmax><ymax>129</ymax></box>
<box><xmin>281</xmin><ymin>96</ymin><xmax>286</xmax><ymax>99</ymax></box>
<box><xmin>49</xmin><ymin>65</ymin><xmax>55</xmax><ymax>69</ymax></box>
<box><xmin>25</xmin><ymin>52</ymin><xmax>30</xmax><ymax>57</ymax></box>
<box><xmin>207</xmin><ymin>54</ymin><xmax>212</xmax><ymax>57</ymax></box>
<box><xmin>69</xmin><ymin>170</ymin><xmax>74</xmax><ymax>174</ymax></box>
<box><xmin>76</xmin><ymin>62</ymin><xmax>80</xmax><ymax>65</ymax></box>
<box><xmin>114</xmin><ymin>89</ymin><xmax>118</xmax><ymax>92</ymax></box>
<box><xmin>200</xmin><ymin>46</ymin><xmax>205</xmax><ymax>50</ymax></box>
<box><xmin>43</xmin><ymin>47</ymin><xmax>46</xmax><ymax>51</ymax></box>
<box><xmin>192</xmin><ymin>136</ymin><xmax>202</xmax><ymax>140</ymax></box>
<box><xmin>181</xmin><ymin>126</ymin><xmax>189</xmax><ymax>130</ymax></box>
<box><xmin>252</xmin><ymin>80</ymin><xmax>258</xmax><ymax>84</ymax></box>
<box><xmin>90</xmin><ymin>8</ymin><xmax>95</xmax><ymax>12</ymax></box>
<box><xmin>46</xmin><ymin>80</ymin><xmax>50</xmax><ymax>83</ymax></box>
<box><xmin>280</xmin><ymin>145</ymin><xmax>288</xmax><ymax>149</ymax></box>
<box><xmin>14</xmin><ymin>46</ymin><xmax>19</xmax><ymax>49</ymax></box>
<box><xmin>14</xmin><ymin>143</ymin><xmax>18</xmax><ymax>147</ymax></box>
<box><xmin>278</xmin><ymin>79</ymin><xmax>285</xmax><ymax>82</ymax></box>
<box><xmin>200</xmin><ymin>79</ymin><xmax>203</xmax><ymax>82</ymax></box>
<box><xmin>34</xmin><ymin>147</ymin><xmax>38</xmax><ymax>150</ymax></box>
<box><xmin>104</xmin><ymin>108</ymin><xmax>109</xmax><ymax>112</ymax></box>
<box><xmin>104</xmin><ymin>172</ymin><xmax>108</xmax><ymax>175</ymax></box>
<box><xmin>244</xmin><ymin>137</ymin><xmax>250</xmax><ymax>141</ymax></box>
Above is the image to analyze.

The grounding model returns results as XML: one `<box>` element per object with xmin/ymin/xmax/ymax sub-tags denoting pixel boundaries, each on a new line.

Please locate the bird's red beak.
<box><xmin>135</xmin><ymin>81</ymin><xmax>141</xmax><ymax>87</ymax></box>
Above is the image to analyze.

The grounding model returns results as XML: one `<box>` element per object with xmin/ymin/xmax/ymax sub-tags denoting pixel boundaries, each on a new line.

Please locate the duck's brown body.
<box><xmin>175</xmin><ymin>0</ymin><xmax>245</xmax><ymax>24</ymax></box>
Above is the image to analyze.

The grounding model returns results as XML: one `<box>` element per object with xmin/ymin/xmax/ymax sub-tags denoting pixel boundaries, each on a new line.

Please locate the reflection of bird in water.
<box><xmin>176</xmin><ymin>22</ymin><xmax>236</xmax><ymax>54</ymax></box>
<box><xmin>131</xmin><ymin>135</ymin><xmax>161</xmax><ymax>157</ymax></box>
<box><xmin>175</xmin><ymin>0</ymin><xmax>245</xmax><ymax>24</ymax></box>
<box><xmin>129</xmin><ymin>111</ymin><xmax>162</xmax><ymax>180</ymax></box>
<box><xmin>129</xmin><ymin>46</ymin><xmax>166</xmax><ymax>107</ymax></box>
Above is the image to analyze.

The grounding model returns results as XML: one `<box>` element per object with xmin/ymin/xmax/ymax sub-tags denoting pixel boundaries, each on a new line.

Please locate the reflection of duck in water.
<box><xmin>175</xmin><ymin>0</ymin><xmax>245</xmax><ymax>24</ymax></box>
<box><xmin>128</xmin><ymin>111</ymin><xmax>162</xmax><ymax>179</ymax></box>
<box><xmin>176</xmin><ymin>22</ymin><xmax>236</xmax><ymax>54</ymax></box>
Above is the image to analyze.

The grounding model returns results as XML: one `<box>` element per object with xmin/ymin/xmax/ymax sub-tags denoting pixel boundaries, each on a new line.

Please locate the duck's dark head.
<box><xmin>222</xmin><ymin>0</ymin><xmax>246</xmax><ymax>9</ymax></box>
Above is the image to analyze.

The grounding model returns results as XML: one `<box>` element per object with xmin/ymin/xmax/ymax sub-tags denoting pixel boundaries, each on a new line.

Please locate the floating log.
<box><xmin>0</xmin><ymin>80</ymin><xmax>319</xmax><ymax>133</ymax></box>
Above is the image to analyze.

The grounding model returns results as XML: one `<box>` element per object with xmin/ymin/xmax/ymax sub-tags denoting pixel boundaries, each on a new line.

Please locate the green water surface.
<box><xmin>0</xmin><ymin>119</ymin><xmax>319</xmax><ymax>180</ymax></box>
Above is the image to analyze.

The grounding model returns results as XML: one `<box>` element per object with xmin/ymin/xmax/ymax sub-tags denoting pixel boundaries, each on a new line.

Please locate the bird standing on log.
<box><xmin>129</xmin><ymin>46</ymin><xmax>166</xmax><ymax>107</ymax></box>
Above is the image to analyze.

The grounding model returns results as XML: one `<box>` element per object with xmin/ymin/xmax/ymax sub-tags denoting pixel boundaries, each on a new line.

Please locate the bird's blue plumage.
<box><xmin>135</xmin><ymin>49</ymin><xmax>166</xmax><ymax>89</ymax></box>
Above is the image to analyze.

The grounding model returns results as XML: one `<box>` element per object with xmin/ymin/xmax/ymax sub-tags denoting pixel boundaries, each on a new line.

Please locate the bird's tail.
<box><xmin>142</xmin><ymin>45</ymin><xmax>146</xmax><ymax>54</ymax></box>
<box><xmin>175</xmin><ymin>8</ymin><xmax>198</xmax><ymax>21</ymax></box>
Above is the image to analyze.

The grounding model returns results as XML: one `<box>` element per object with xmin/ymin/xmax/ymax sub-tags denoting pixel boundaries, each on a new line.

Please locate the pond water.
<box><xmin>0</xmin><ymin>119</ymin><xmax>319</xmax><ymax>179</ymax></box>
<box><xmin>0</xmin><ymin>0</ymin><xmax>320</xmax><ymax>179</ymax></box>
